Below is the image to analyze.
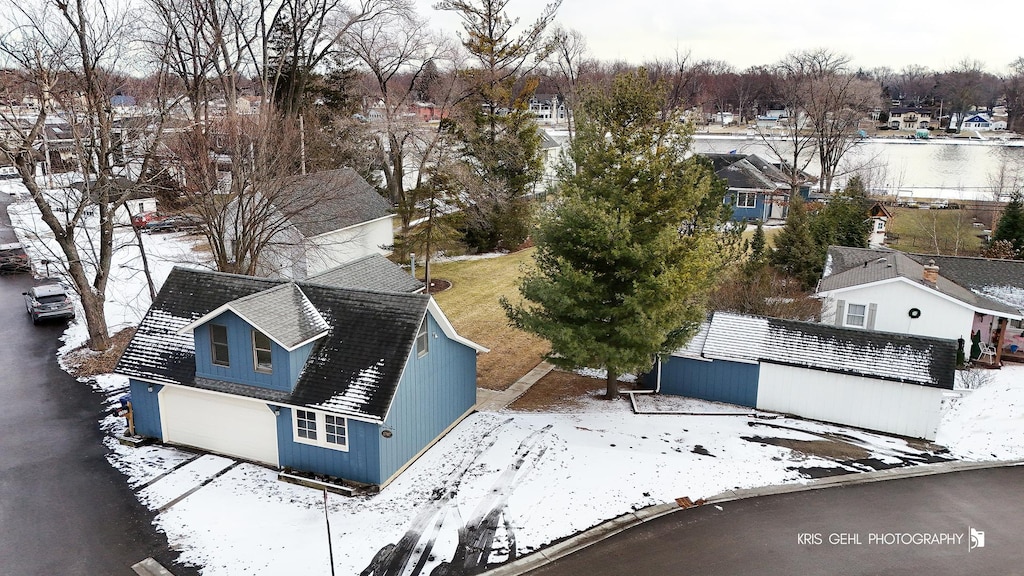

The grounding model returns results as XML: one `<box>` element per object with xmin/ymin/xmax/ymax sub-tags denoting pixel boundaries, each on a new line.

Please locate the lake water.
<box><xmin>691</xmin><ymin>135</ymin><xmax>1024</xmax><ymax>202</ymax></box>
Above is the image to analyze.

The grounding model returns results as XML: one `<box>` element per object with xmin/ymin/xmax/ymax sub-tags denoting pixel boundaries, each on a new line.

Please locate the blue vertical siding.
<box><xmin>275</xmin><ymin>407</ymin><xmax>382</xmax><ymax>485</ymax></box>
<box><xmin>193</xmin><ymin>311</ymin><xmax>304</xmax><ymax>391</ymax></box>
<box><xmin>377</xmin><ymin>313</ymin><xmax>478</xmax><ymax>483</ymax></box>
<box><xmin>128</xmin><ymin>379</ymin><xmax>164</xmax><ymax>438</ymax></box>
<box><xmin>725</xmin><ymin>192</ymin><xmax>765</xmax><ymax>222</ymax></box>
<box><xmin>646</xmin><ymin>357</ymin><xmax>759</xmax><ymax>407</ymax></box>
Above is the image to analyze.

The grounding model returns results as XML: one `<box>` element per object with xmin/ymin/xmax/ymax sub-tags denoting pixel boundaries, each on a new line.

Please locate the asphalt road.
<box><xmin>0</xmin><ymin>193</ymin><xmax>193</xmax><ymax>575</ymax></box>
<box><xmin>528</xmin><ymin>466</ymin><xmax>1024</xmax><ymax>576</ymax></box>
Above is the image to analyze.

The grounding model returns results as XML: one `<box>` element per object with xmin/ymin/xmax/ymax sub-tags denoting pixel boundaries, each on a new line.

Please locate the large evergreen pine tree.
<box><xmin>993</xmin><ymin>192</ymin><xmax>1024</xmax><ymax>258</ymax></box>
<box><xmin>770</xmin><ymin>194</ymin><xmax>824</xmax><ymax>290</ymax></box>
<box><xmin>503</xmin><ymin>70</ymin><xmax>734</xmax><ymax>398</ymax></box>
<box><xmin>811</xmin><ymin>176</ymin><xmax>871</xmax><ymax>249</ymax></box>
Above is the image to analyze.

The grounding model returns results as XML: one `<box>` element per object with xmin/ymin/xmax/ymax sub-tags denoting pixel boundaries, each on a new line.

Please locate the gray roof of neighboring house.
<box><xmin>696</xmin><ymin>311</ymin><xmax>955</xmax><ymax>389</ymax></box>
<box><xmin>306</xmin><ymin>254</ymin><xmax>424</xmax><ymax>293</ymax></box>
<box><xmin>225</xmin><ymin>283</ymin><xmax>330</xmax><ymax>349</ymax></box>
<box><xmin>115</xmin><ymin>267</ymin><xmax>432</xmax><ymax>421</ymax></box>
<box><xmin>539</xmin><ymin>129</ymin><xmax>560</xmax><ymax>150</ymax></box>
<box><xmin>703</xmin><ymin>153</ymin><xmax>791</xmax><ymax>192</ymax></box>
<box><xmin>821</xmin><ymin>246</ymin><xmax>1022</xmax><ymax>315</ymax></box>
<box><xmin>905</xmin><ymin>253</ymin><xmax>1024</xmax><ymax>310</ymax></box>
<box><xmin>276</xmin><ymin>167</ymin><xmax>393</xmax><ymax>238</ymax></box>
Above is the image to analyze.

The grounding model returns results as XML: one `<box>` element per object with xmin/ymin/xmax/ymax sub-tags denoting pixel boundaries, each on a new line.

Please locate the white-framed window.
<box><xmin>846</xmin><ymin>303</ymin><xmax>867</xmax><ymax>327</ymax></box>
<box><xmin>735</xmin><ymin>191</ymin><xmax>756</xmax><ymax>208</ymax></box>
<box><xmin>296</xmin><ymin>409</ymin><xmax>317</xmax><ymax>440</ymax></box>
<box><xmin>325</xmin><ymin>415</ymin><xmax>347</xmax><ymax>446</ymax></box>
<box><xmin>416</xmin><ymin>317</ymin><xmax>429</xmax><ymax>357</ymax></box>
<box><xmin>210</xmin><ymin>324</ymin><xmax>230</xmax><ymax>366</ymax></box>
<box><xmin>293</xmin><ymin>409</ymin><xmax>348</xmax><ymax>451</ymax></box>
<box><xmin>252</xmin><ymin>329</ymin><xmax>273</xmax><ymax>373</ymax></box>
<box><xmin>875</xmin><ymin>220</ymin><xmax>885</xmax><ymax>231</ymax></box>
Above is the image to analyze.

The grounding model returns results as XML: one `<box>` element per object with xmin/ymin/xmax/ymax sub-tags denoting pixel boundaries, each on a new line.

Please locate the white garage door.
<box><xmin>160</xmin><ymin>386</ymin><xmax>280</xmax><ymax>466</ymax></box>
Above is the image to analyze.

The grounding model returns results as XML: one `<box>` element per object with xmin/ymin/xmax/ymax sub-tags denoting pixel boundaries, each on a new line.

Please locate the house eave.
<box><xmin>816</xmin><ymin>276</ymin><xmax>1023</xmax><ymax>320</ymax></box>
<box><xmin>124</xmin><ymin>376</ymin><xmax>386</xmax><ymax>424</ymax></box>
<box><xmin>176</xmin><ymin>302</ymin><xmax>329</xmax><ymax>351</ymax></box>
<box><xmin>307</xmin><ymin>213</ymin><xmax>396</xmax><ymax>240</ymax></box>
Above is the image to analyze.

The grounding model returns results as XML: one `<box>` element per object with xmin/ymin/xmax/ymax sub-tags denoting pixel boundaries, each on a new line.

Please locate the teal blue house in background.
<box><xmin>702</xmin><ymin>153</ymin><xmax>817</xmax><ymax>224</ymax></box>
<box><xmin>116</xmin><ymin>259</ymin><xmax>487</xmax><ymax>492</ymax></box>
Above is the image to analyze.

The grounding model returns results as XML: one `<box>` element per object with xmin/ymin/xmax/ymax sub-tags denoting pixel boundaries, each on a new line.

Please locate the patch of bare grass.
<box><xmin>430</xmin><ymin>249</ymin><xmax>550</xmax><ymax>390</ymax></box>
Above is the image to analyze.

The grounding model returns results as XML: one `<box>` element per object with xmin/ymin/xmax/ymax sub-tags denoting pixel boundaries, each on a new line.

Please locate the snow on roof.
<box><xmin>222</xmin><ymin>283</ymin><xmax>330</xmax><ymax>350</ymax></box>
<box><xmin>700</xmin><ymin>312</ymin><xmax>955</xmax><ymax>388</ymax></box>
<box><xmin>116</xmin><ymin>267</ymin><xmax>439</xmax><ymax>421</ymax></box>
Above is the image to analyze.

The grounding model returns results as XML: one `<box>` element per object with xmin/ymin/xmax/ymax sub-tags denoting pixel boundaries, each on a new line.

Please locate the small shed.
<box><xmin>644</xmin><ymin>312</ymin><xmax>956</xmax><ymax>439</ymax></box>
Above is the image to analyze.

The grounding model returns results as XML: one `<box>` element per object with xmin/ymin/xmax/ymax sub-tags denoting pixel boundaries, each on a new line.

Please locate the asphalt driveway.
<box><xmin>0</xmin><ymin>192</ymin><xmax>193</xmax><ymax>575</ymax></box>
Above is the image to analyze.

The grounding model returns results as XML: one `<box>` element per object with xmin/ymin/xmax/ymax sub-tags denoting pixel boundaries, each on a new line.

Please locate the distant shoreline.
<box><xmin>692</xmin><ymin>133</ymin><xmax>1024</xmax><ymax>147</ymax></box>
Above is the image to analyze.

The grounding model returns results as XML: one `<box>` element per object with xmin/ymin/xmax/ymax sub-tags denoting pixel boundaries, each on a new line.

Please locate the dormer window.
<box><xmin>210</xmin><ymin>324</ymin><xmax>230</xmax><ymax>366</ymax></box>
<box><xmin>252</xmin><ymin>330</ymin><xmax>273</xmax><ymax>373</ymax></box>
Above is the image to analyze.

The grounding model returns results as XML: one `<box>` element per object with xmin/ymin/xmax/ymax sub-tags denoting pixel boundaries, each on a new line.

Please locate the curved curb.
<box><xmin>483</xmin><ymin>458</ymin><xmax>1024</xmax><ymax>576</ymax></box>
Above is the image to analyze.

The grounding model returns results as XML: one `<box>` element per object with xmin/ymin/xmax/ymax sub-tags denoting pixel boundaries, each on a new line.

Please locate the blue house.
<box><xmin>643</xmin><ymin>312</ymin><xmax>956</xmax><ymax>440</ymax></box>
<box><xmin>115</xmin><ymin>265</ymin><xmax>487</xmax><ymax>491</ymax></box>
<box><xmin>703</xmin><ymin>153</ymin><xmax>793</xmax><ymax>223</ymax></box>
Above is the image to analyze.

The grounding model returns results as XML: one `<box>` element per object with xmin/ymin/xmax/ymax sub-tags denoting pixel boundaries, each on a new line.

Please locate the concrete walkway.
<box><xmin>475</xmin><ymin>361</ymin><xmax>556</xmax><ymax>411</ymax></box>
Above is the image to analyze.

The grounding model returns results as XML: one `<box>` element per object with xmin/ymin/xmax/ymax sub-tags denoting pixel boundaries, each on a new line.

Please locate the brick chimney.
<box><xmin>922</xmin><ymin>259</ymin><xmax>939</xmax><ymax>285</ymax></box>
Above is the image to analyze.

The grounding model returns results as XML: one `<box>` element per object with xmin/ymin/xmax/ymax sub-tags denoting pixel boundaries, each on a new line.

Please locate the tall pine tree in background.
<box><xmin>993</xmin><ymin>192</ymin><xmax>1024</xmax><ymax>258</ymax></box>
<box><xmin>770</xmin><ymin>194</ymin><xmax>824</xmax><ymax>290</ymax></box>
<box><xmin>438</xmin><ymin>0</ymin><xmax>561</xmax><ymax>251</ymax></box>
<box><xmin>503</xmin><ymin>70</ymin><xmax>735</xmax><ymax>398</ymax></box>
<box><xmin>812</xmin><ymin>176</ymin><xmax>871</xmax><ymax>249</ymax></box>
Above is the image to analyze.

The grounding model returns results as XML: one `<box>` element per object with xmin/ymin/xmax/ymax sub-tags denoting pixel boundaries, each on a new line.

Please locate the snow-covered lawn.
<box><xmin>7</xmin><ymin>178</ymin><xmax>1024</xmax><ymax>575</ymax></box>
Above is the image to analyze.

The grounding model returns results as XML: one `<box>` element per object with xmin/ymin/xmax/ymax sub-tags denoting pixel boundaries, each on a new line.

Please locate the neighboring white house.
<box><xmin>961</xmin><ymin>114</ymin><xmax>993</xmax><ymax>130</ymax></box>
<box><xmin>227</xmin><ymin>168</ymin><xmax>396</xmax><ymax>280</ymax></box>
<box><xmin>536</xmin><ymin>128</ymin><xmax>564</xmax><ymax>195</ymax></box>
<box><xmin>816</xmin><ymin>247</ymin><xmax>1024</xmax><ymax>365</ymax></box>
<box><xmin>528</xmin><ymin>94</ymin><xmax>567</xmax><ymax>122</ymax></box>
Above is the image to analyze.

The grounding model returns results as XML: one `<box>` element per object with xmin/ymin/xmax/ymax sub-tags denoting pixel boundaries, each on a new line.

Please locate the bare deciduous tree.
<box><xmin>0</xmin><ymin>0</ymin><xmax>173</xmax><ymax>351</ymax></box>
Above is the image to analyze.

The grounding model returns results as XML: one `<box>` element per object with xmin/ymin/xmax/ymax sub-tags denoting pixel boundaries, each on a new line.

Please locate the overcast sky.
<box><xmin>417</xmin><ymin>0</ymin><xmax>1023</xmax><ymax>75</ymax></box>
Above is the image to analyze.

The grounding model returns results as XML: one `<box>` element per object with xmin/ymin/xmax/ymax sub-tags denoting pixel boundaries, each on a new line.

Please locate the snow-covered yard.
<box><xmin>6</xmin><ymin>177</ymin><xmax>1024</xmax><ymax>575</ymax></box>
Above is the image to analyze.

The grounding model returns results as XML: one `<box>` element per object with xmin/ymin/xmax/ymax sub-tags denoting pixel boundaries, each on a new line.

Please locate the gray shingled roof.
<box><xmin>275</xmin><ymin>168</ymin><xmax>393</xmax><ymax>238</ymax></box>
<box><xmin>306</xmin><ymin>254</ymin><xmax>424</xmax><ymax>293</ymax></box>
<box><xmin>703</xmin><ymin>153</ymin><xmax>790</xmax><ymax>192</ymax></box>
<box><xmin>905</xmin><ymin>253</ymin><xmax>1024</xmax><ymax>310</ymax></box>
<box><xmin>224</xmin><ymin>283</ymin><xmax>330</xmax><ymax>349</ymax></box>
<box><xmin>115</xmin><ymin>267</ymin><xmax>433</xmax><ymax>421</ymax></box>
<box><xmin>698</xmin><ymin>312</ymin><xmax>955</xmax><ymax>389</ymax></box>
<box><xmin>821</xmin><ymin>246</ymin><xmax>1022</xmax><ymax>315</ymax></box>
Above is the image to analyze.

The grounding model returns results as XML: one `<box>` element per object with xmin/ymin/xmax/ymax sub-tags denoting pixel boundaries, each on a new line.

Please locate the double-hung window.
<box><xmin>845</xmin><ymin>304</ymin><xmax>867</xmax><ymax>327</ymax></box>
<box><xmin>210</xmin><ymin>324</ymin><xmax>230</xmax><ymax>366</ymax></box>
<box><xmin>293</xmin><ymin>409</ymin><xmax>348</xmax><ymax>451</ymax></box>
<box><xmin>416</xmin><ymin>317</ymin><xmax>429</xmax><ymax>357</ymax></box>
<box><xmin>252</xmin><ymin>330</ymin><xmax>273</xmax><ymax>373</ymax></box>
<box><xmin>736</xmin><ymin>192</ymin><xmax>756</xmax><ymax>208</ymax></box>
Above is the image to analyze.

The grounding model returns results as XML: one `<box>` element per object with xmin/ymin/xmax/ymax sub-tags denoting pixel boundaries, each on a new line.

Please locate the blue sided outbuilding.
<box><xmin>644</xmin><ymin>312</ymin><xmax>956</xmax><ymax>440</ymax></box>
<box><xmin>116</xmin><ymin>264</ymin><xmax>486</xmax><ymax>490</ymax></box>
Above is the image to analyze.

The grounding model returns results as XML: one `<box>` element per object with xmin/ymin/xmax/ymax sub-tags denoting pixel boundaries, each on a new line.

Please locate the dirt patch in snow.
<box><xmin>62</xmin><ymin>327</ymin><xmax>136</xmax><ymax>378</ymax></box>
<box><xmin>744</xmin><ymin>435</ymin><xmax>872</xmax><ymax>461</ymax></box>
<box><xmin>507</xmin><ymin>370</ymin><xmax>633</xmax><ymax>412</ymax></box>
